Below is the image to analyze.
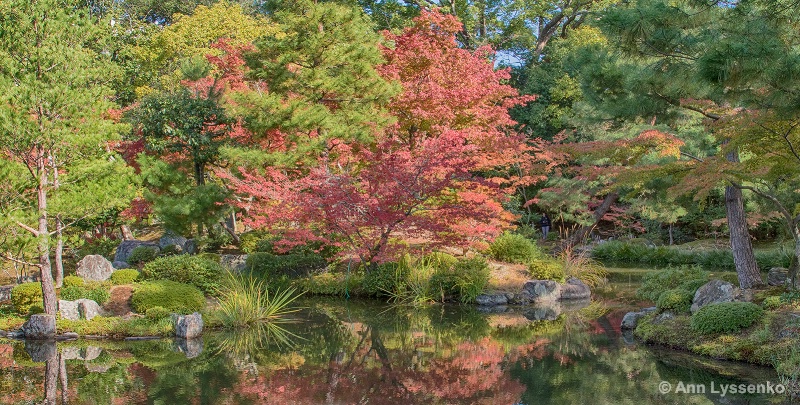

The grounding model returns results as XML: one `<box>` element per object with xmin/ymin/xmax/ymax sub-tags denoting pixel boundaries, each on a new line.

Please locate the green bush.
<box><xmin>296</xmin><ymin>272</ymin><xmax>363</xmax><ymax>296</ymax></box>
<box><xmin>690</xmin><ymin>302</ymin><xmax>764</xmax><ymax>334</ymax></box>
<box><xmin>429</xmin><ymin>257</ymin><xmax>490</xmax><ymax>303</ymax></box>
<box><xmin>362</xmin><ymin>261</ymin><xmax>409</xmax><ymax>297</ymax></box>
<box><xmin>131</xmin><ymin>280</ymin><xmax>205</xmax><ymax>314</ymax></box>
<box><xmin>110</xmin><ymin>269</ymin><xmax>140</xmax><ymax>285</ymax></box>
<box><xmin>488</xmin><ymin>233</ymin><xmax>543</xmax><ymax>264</ymax></box>
<box><xmin>656</xmin><ymin>289</ymin><xmax>694</xmax><ymax>312</ymax></box>
<box><xmin>11</xmin><ymin>282</ymin><xmax>43</xmax><ymax>315</ymax></box>
<box><xmin>420</xmin><ymin>252</ymin><xmax>458</xmax><ymax>272</ymax></box>
<box><xmin>128</xmin><ymin>246</ymin><xmax>160</xmax><ymax>266</ymax></box>
<box><xmin>245</xmin><ymin>252</ymin><xmax>327</xmax><ymax>279</ymax></box>
<box><xmin>77</xmin><ymin>237</ymin><xmax>120</xmax><ymax>260</ymax></box>
<box><xmin>62</xmin><ymin>275</ymin><xmax>85</xmax><ymax>288</ymax></box>
<box><xmin>238</xmin><ymin>231</ymin><xmax>272</xmax><ymax>254</ymax></box>
<box><xmin>762</xmin><ymin>296</ymin><xmax>783</xmax><ymax>310</ymax></box>
<box><xmin>528</xmin><ymin>258</ymin><xmax>566</xmax><ymax>282</ymax></box>
<box><xmin>637</xmin><ymin>266</ymin><xmax>709</xmax><ymax>302</ymax></box>
<box><xmin>59</xmin><ymin>286</ymin><xmax>110</xmax><ymax>304</ymax></box>
<box><xmin>141</xmin><ymin>255</ymin><xmax>224</xmax><ymax>295</ymax></box>
<box><xmin>145</xmin><ymin>306</ymin><xmax>171</xmax><ymax>320</ymax></box>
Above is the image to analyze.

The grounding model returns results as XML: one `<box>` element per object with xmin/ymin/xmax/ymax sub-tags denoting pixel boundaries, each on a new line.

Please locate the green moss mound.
<box><xmin>131</xmin><ymin>280</ymin><xmax>205</xmax><ymax>314</ymax></box>
<box><xmin>110</xmin><ymin>269</ymin><xmax>140</xmax><ymax>285</ymax></box>
<box><xmin>690</xmin><ymin>302</ymin><xmax>764</xmax><ymax>334</ymax></box>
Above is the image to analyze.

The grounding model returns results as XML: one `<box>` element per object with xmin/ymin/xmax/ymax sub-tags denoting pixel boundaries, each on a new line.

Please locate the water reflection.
<box><xmin>0</xmin><ymin>298</ymin><xmax>789</xmax><ymax>404</ymax></box>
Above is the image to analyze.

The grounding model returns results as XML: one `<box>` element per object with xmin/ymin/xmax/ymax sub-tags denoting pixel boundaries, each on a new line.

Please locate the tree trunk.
<box><xmin>120</xmin><ymin>224</ymin><xmax>134</xmax><ymax>240</ymax></box>
<box><xmin>44</xmin><ymin>343</ymin><xmax>58</xmax><ymax>405</ymax></box>
<box><xmin>557</xmin><ymin>192</ymin><xmax>619</xmax><ymax>253</ymax></box>
<box><xmin>55</xmin><ymin>216</ymin><xmax>64</xmax><ymax>288</ymax></box>
<box><xmin>725</xmin><ymin>185</ymin><xmax>762</xmax><ymax>288</ymax></box>
<box><xmin>789</xmin><ymin>227</ymin><xmax>800</xmax><ymax>288</ymax></box>
<box><xmin>59</xmin><ymin>351</ymin><xmax>69</xmax><ymax>405</ymax></box>
<box><xmin>668</xmin><ymin>223</ymin><xmax>674</xmax><ymax>246</ymax></box>
<box><xmin>37</xmin><ymin>160</ymin><xmax>57</xmax><ymax>316</ymax></box>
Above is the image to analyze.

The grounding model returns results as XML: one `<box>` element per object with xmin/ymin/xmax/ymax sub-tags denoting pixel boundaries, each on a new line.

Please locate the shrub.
<box><xmin>110</xmin><ymin>269</ymin><xmax>140</xmax><ymax>285</ymax></box>
<box><xmin>245</xmin><ymin>252</ymin><xmax>327</xmax><ymax>279</ymax></box>
<box><xmin>77</xmin><ymin>237</ymin><xmax>119</xmax><ymax>260</ymax></box>
<box><xmin>690</xmin><ymin>302</ymin><xmax>764</xmax><ymax>334</ymax></box>
<box><xmin>429</xmin><ymin>257</ymin><xmax>490</xmax><ymax>303</ymax></box>
<box><xmin>296</xmin><ymin>272</ymin><xmax>363</xmax><ymax>296</ymax></box>
<box><xmin>528</xmin><ymin>258</ymin><xmax>565</xmax><ymax>282</ymax></box>
<box><xmin>59</xmin><ymin>286</ymin><xmax>110</xmax><ymax>305</ymax></box>
<box><xmin>762</xmin><ymin>296</ymin><xmax>783</xmax><ymax>310</ymax></box>
<box><xmin>131</xmin><ymin>280</ymin><xmax>205</xmax><ymax>314</ymax></box>
<box><xmin>637</xmin><ymin>266</ymin><xmax>709</xmax><ymax>302</ymax></box>
<box><xmin>362</xmin><ymin>261</ymin><xmax>409</xmax><ymax>297</ymax></box>
<box><xmin>487</xmin><ymin>233</ymin><xmax>542</xmax><ymax>264</ymax></box>
<box><xmin>62</xmin><ymin>275</ymin><xmax>85</xmax><ymax>288</ymax></box>
<box><xmin>141</xmin><ymin>255</ymin><xmax>224</xmax><ymax>295</ymax></box>
<box><xmin>145</xmin><ymin>306</ymin><xmax>171</xmax><ymax>320</ymax></box>
<box><xmin>11</xmin><ymin>282</ymin><xmax>42</xmax><ymax>315</ymax></box>
<box><xmin>128</xmin><ymin>246</ymin><xmax>160</xmax><ymax>266</ymax></box>
<box><xmin>215</xmin><ymin>273</ymin><xmax>300</xmax><ymax>328</ymax></box>
<box><xmin>420</xmin><ymin>252</ymin><xmax>458</xmax><ymax>272</ymax></box>
<box><xmin>656</xmin><ymin>289</ymin><xmax>694</xmax><ymax>313</ymax></box>
<box><xmin>238</xmin><ymin>231</ymin><xmax>272</xmax><ymax>254</ymax></box>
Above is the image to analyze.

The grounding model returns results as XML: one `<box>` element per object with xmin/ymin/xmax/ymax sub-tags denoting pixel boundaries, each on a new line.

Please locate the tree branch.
<box><xmin>15</xmin><ymin>221</ymin><xmax>39</xmax><ymax>236</ymax></box>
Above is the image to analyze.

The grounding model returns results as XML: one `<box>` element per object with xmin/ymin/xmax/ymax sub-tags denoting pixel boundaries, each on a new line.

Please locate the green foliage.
<box><xmin>295</xmin><ymin>272</ymin><xmax>364</xmax><ymax>297</ymax></box>
<box><xmin>63</xmin><ymin>275</ymin><xmax>85</xmax><ymax>288</ymax></box>
<box><xmin>690</xmin><ymin>302</ymin><xmax>764</xmax><ymax>334</ymax></box>
<box><xmin>238</xmin><ymin>231</ymin><xmax>272</xmax><ymax>254</ymax></box>
<box><xmin>245</xmin><ymin>252</ymin><xmax>327</xmax><ymax>279</ymax></box>
<box><xmin>130</xmin><ymin>280</ymin><xmax>205</xmax><ymax>314</ymax></box>
<box><xmin>362</xmin><ymin>261</ymin><xmax>409</xmax><ymax>297</ymax></box>
<box><xmin>11</xmin><ymin>282</ymin><xmax>42</xmax><ymax>315</ymax></box>
<box><xmin>141</xmin><ymin>255</ymin><xmax>224</xmax><ymax>295</ymax></box>
<box><xmin>214</xmin><ymin>273</ymin><xmax>300</xmax><ymax>328</ymax></box>
<box><xmin>127</xmin><ymin>246</ymin><xmax>159</xmax><ymax>266</ymax></box>
<box><xmin>528</xmin><ymin>258</ymin><xmax>566</xmax><ymax>282</ymax></box>
<box><xmin>110</xmin><ymin>269</ymin><xmax>141</xmax><ymax>285</ymax></box>
<box><xmin>59</xmin><ymin>286</ymin><xmax>111</xmax><ymax>305</ymax></box>
<box><xmin>429</xmin><ymin>257</ymin><xmax>490</xmax><ymax>303</ymax></box>
<box><xmin>145</xmin><ymin>306</ymin><xmax>171</xmax><ymax>320</ymax></box>
<box><xmin>762</xmin><ymin>296</ymin><xmax>783</xmax><ymax>310</ymax></box>
<box><xmin>77</xmin><ymin>237</ymin><xmax>121</xmax><ymax>261</ymax></box>
<box><xmin>637</xmin><ymin>266</ymin><xmax>709</xmax><ymax>302</ymax></box>
<box><xmin>488</xmin><ymin>233</ymin><xmax>543</xmax><ymax>264</ymax></box>
<box><xmin>656</xmin><ymin>288</ymin><xmax>694</xmax><ymax>313</ymax></box>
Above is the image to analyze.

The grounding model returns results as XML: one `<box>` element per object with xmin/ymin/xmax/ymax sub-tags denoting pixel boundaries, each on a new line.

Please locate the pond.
<box><xmin>0</xmin><ymin>293</ymin><xmax>790</xmax><ymax>404</ymax></box>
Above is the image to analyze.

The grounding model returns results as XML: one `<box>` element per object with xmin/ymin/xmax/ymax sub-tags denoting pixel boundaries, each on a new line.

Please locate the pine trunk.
<box><xmin>120</xmin><ymin>224</ymin><xmax>134</xmax><ymax>240</ymax></box>
<box><xmin>725</xmin><ymin>185</ymin><xmax>762</xmax><ymax>288</ymax></box>
<box><xmin>37</xmin><ymin>159</ymin><xmax>57</xmax><ymax>316</ymax></box>
<box><xmin>55</xmin><ymin>216</ymin><xmax>64</xmax><ymax>288</ymax></box>
<box><xmin>44</xmin><ymin>344</ymin><xmax>58</xmax><ymax>405</ymax></box>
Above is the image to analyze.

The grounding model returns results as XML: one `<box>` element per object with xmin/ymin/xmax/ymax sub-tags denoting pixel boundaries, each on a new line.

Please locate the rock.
<box><xmin>476</xmin><ymin>305</ymin><xmax>510</xmax><ymax>314</ymax></box>
<box><xmin>7</xmin><ymin>330</ymin><xmax>23</xmax><ymax>339</ymax></box>
<box><xmin>82</xmin><ymin>346</ymin><xmax>102</xmax><ymax>361</ymax></box>
<box><xmin>0</xmin><ymin>285</ymin><xmax>12</xmax><ymax>302</ymax></box>
<box><xmin>183</xmin><ymin>239</ymin><xmax>198</xmax><ymax>255</ymax></box>
<box><xmin>175</xmin><ymin>337</ymin><xmax>204</xmax><ymax>359</ymax></box>
<box><xmin>522</xmin><ymin>304</ymin><xmax>561</xmax><ymax>321</ymax></box>
<box><xmin>691</xmin><ymin>279</ymin><xmax>738</xmax><ymax>313</ymax></box>
<box><xmin>85</xmin><ymin>364</ymin><xmax>112</xmax><ymax>373</ymax></box>
<box><xmin>220</xmin><ymin>254</ymin><xmax>248</xmax><ymax>273</ymax></box>
<box><xmin>61</xmin><ymin>346</ymin><xmax>81</xmax><ymax>360</ymax></box>
<box><xmin>77</xmin><ymin>299</ymin><xmax>102</xmax><ymax>321</ymax></box>
<box><xmin>621</xmin><ymin>307</ymin><xmax>657</xmax><ymax>330</ymax></box>
<box><xmin>768</xmin><ymin>267</ymin><xmax>792</xmax><ymax>286</ymax></box>
<box><xmin>159</xmin><ymin>231</ymin><xmax>188</xmax><ymax>251</ymax></box>
<box><xmin>522</xmin><ymin>280</ymin><xmax>562</xmax><ymax>304</ymax></box>
<box><xmin>22</xmin><ymin>314</ymin><xmax>56</xmax><ymax>339</ymax></box>
<box><xmin>24</xmin><ymin>340</ymin><xmax>56</xmax><ymax>362</ymax></box>
<box><xmin>76</xmin><ymin>255</ymin><xmax>115</xmax><ymax>282</ymax></box>
<box><xmin>60</xmin><ymin>332</ymin><xmax>79</xmax><ymax>340</ymax></box>
<box><xmin>475</xmin><ymin>293</ymin><xmax>509</xmax><ymax>306</ymax></box>
<box><xmin>653</xmin><ymin>311</ymin><xmax>675</xmax><ymax>324</ymax></box>
<box><xmin>113</xmin><ymin>240</ymin><xmax>159</xmax><ymax>264</ymax></box>
<box><xmin>58</xmin><ymin>300</ymin><xmax>80</xmax><ymax>321</ymax></box>
<box><xmin>560</xmin><ymin>277</ymin><xmax>591</xmax><ymax>300</ymax></box>
<box><xmin>174</xmin><ymin>312</ymin><xmax>203</xmax><ymax>339</ymax></box>
<box><xmin>112</xmin><ymin>261</ymin><xmax>129</xmax><ymax>269</ymax></box>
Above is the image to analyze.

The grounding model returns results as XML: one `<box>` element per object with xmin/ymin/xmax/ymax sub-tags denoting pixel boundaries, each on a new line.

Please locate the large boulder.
<box><xmin>0</xmin><ymin>285</ymin><xmax>12</xmax><ymax>302</ymax></box>
<box><xmin>159</xmin><ymin>231</ymin><xmax>188</xmax><ymax>252</ymax></box>
<box><xmin>560</xmin><ymin>277</ymin><xmax>591</xmax><ymax>300</ymax></box>
<box><xmin>76</xmin><ymin>255</ymin><xmax>115</xmax><ymax>282</ymax></box>
<box><xmin>522</xmin><ymin>280</ymin><xmax>562</xmax><ymax>304</ymax></box>
<box><xmin>25</xmin><ymin>340</ymin><xmax>57</xmax><ymax>362</ymax></box>
<box><xmin>523</xmin><ymin>304</ymin><xmax>562</xmax><ymax>321</ymax></box>
<box><xmin>113</xmin><ymin>240</ymin><xmax>159</xmax><ymax>264</ymax></box>
<box><xmin>58</xmin><ymin>300</ymin><xmax>80</xmax><ymax>321</ymax></box>
<box><xmin>691</xmin><ymin>279</ymin><xmax>738</xmax><ymax>313</ymax></box>
<box><xmin>174</xmin><ymin>312</ymin><xmax>203</xmax><ymax>339</ymax></box>
<box><xmin>22</xmin><ymin>314</ymin><xmax>56</xmax><ymax>339</ymax></box>
<box><xmin>77</xmin><ymin>299</ymin><xmax>102</xmax><ymax>321</ymax></box>
<box><xmin>621</xmin><ymin>307</ymin><xmax>657</xmax><ymax>330</ymax></box>
<box><xmin>220</xmin><ymin>254</ymin><xmax>248</xmax><ymax>273</ymax></box>
<box><xmin>767</xmin><ymin>267</ymin><xmax>798</xmax><ymax>287</ymax></box>
<box><xmin>175</xmin><ymin>338</ymin><xmax>204</xmax><ymax>359</ymax></box>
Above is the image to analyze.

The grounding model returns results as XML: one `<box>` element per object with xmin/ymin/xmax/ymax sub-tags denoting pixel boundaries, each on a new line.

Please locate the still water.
<box><xmin>0</xmin><ymin>296</ymin><xmax>789</xmax><ymax>404</ymax></box>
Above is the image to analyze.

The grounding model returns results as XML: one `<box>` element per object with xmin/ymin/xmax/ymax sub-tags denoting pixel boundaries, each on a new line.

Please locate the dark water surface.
<box><xmin>0</xmin><ymin>296</ymin><xmax>789</xmax><ymax>404</ymax></box>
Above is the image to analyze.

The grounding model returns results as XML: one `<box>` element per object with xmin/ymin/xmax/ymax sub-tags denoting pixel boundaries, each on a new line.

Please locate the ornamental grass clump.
<box><xmin>215</xmin><ymin>273</ymin><xmax>300</xmax><ymax>329</ymax></box>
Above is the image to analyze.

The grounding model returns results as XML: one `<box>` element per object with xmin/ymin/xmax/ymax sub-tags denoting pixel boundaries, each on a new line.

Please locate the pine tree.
<box><xmin>0</xmin><ymin>0</ymin><xmax>130</xmax><ymax>314</ymax></box>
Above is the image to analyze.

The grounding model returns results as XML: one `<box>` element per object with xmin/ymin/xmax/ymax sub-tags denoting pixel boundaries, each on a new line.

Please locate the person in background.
<box><xmin>540</xmin><ymin>213</ymin><xmax>551</xmax><ymax>240</ymax></box>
